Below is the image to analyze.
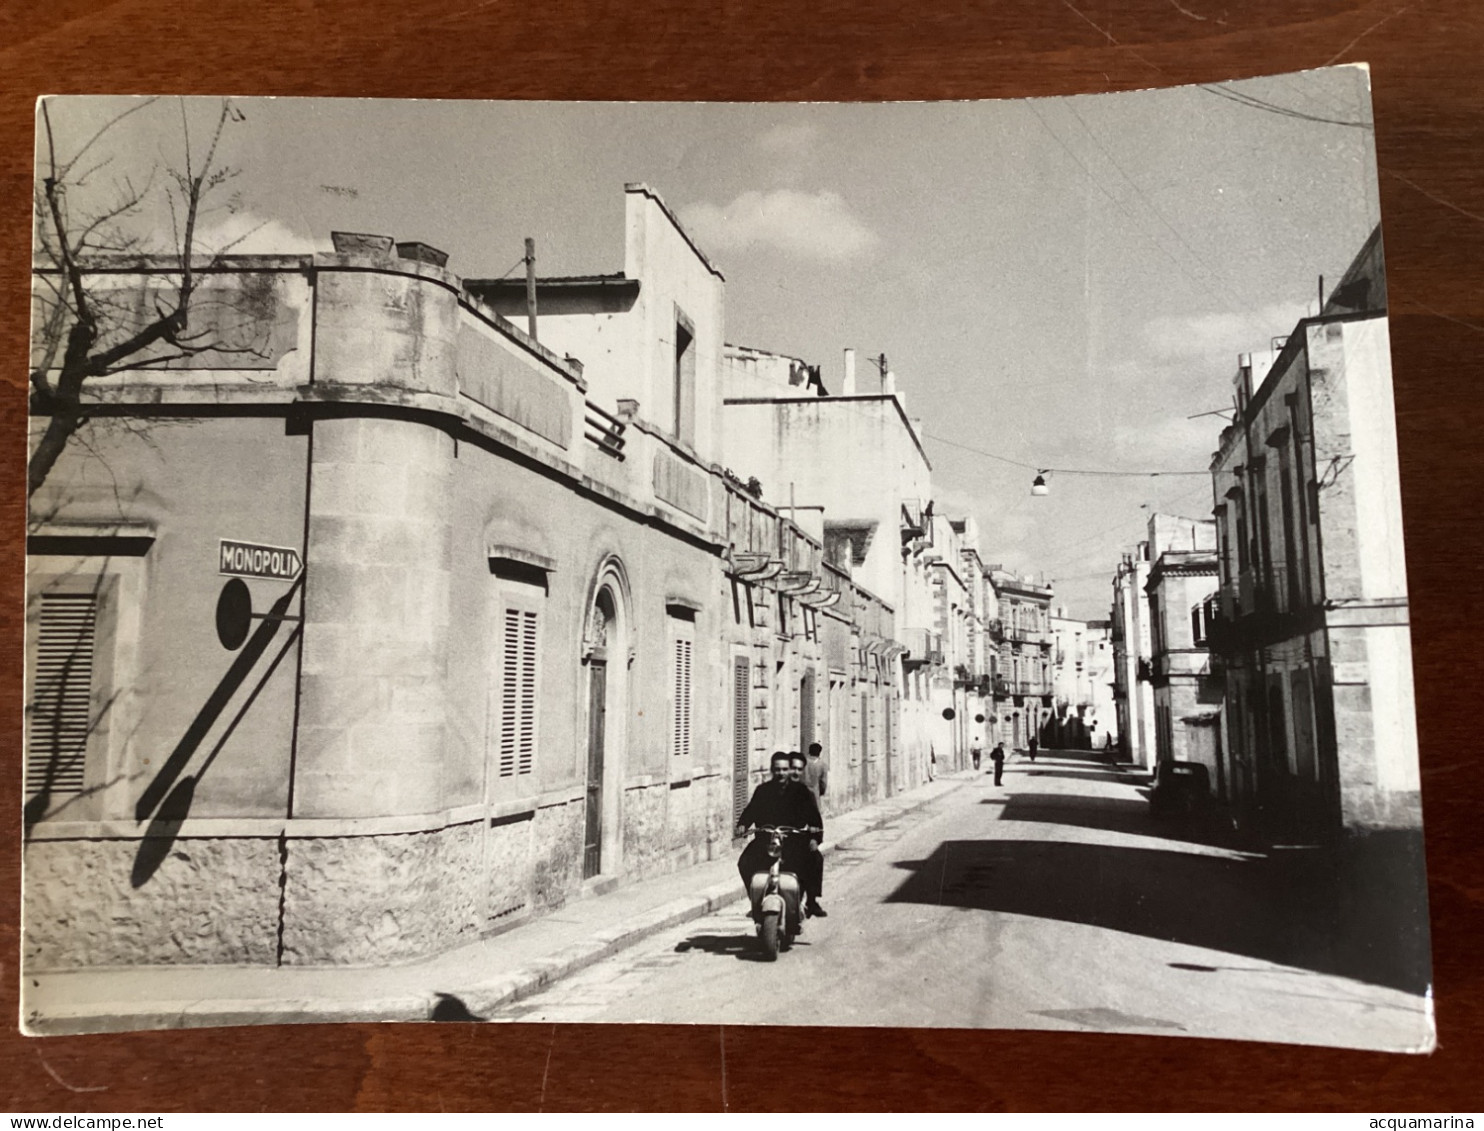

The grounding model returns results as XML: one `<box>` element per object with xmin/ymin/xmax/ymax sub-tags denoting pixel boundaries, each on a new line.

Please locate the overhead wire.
<box><xmin>924</xmin><ymin>430</ymin><xmax>1207</xmax><ymax>477</ymax></box>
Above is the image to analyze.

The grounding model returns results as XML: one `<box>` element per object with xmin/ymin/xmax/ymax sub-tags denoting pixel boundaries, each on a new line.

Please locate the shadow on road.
<box><xmin>1016</xmin><ymin>769</ymin><xmax>1151</xmax><ymax>788</ymax></box>
<box><xmin>674</xmin><ymin>932</ymin><xmax>811</xmax><ymax>963</ymax></box>
<box><xmin>884</xmin><ymin>834</ymin><xmax>1430</xmax><ymax>994</ymax></box>
<box><xmin>991</xmin><ymin>791</ymin><xmax>1241</xmax><ymax>851</ymax></box>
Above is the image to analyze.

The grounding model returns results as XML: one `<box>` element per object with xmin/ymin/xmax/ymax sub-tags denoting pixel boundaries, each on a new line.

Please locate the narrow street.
<box><xmin>486</xmin><ymin>751</ymin><xmax>1430</xmax><ymax>1051</ymax></box>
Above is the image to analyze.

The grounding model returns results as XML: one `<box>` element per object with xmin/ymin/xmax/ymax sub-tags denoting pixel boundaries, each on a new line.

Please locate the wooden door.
<box><xmin>583</xmin><ymin>660</ymin><xmax>606</xmax><ymax>879</ymax></box>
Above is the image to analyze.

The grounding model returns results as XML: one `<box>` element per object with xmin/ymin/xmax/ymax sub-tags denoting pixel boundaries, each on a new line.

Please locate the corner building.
<box><xmin>23</xmin><ymin>187</ymin><xmax>903</xmax><ymax>970</ymax></box>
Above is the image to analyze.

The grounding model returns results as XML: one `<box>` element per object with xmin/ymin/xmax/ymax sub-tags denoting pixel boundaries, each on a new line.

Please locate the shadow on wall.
<box><xmin>130</xmin><ymin>576</ymin><xmax>304</xmax><ymax>888</ymax></box>
<box><xmin>884</xmin><ymin>834</ymin><xmax>1431</xmax><ymax>995</ymax></box>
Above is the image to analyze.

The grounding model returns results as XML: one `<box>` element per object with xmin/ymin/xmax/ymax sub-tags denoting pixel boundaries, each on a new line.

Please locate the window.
<box><xmin>673</xmin><ymin>306</ymin><xmax>696</xmax><ymax>447</ymax></box>
<box><xmin>27</xmin><ymin>591</ymin><xmax>99</xmax><ymax>796</ymax></box>
<box><xmin>1191</xmin><ymin>602</ymin><xmax>1209</xmax><ymax>648</ymax></box>
<box><xmin>26</xmin><ymin>541</ymin><xmax>147</xmax><ymax>822</ymax></box>
<box><xmin>498</xmin><ymin>606</ymin><xmax>539</xmax><ymax>778</ymax></box>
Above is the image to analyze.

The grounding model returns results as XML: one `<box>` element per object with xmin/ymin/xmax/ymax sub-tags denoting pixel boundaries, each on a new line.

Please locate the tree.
<box><xmin>29</xmin><ymin>97</ymin><xmax>260</xmax><ymax>499</ymax></box>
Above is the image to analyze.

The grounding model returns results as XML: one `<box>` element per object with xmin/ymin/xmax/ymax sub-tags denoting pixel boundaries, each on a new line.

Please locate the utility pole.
<box><xmin>525</xmin><ymin>237</ymin><xmax>538</xmax><ymax>341</ymax></box>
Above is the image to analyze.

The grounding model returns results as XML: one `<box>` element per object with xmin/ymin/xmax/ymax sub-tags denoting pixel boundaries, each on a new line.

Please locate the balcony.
<box><xmin>901</xmin><ymin>627</ymin><xmax>942</xmax><ymax>668</ymax></box>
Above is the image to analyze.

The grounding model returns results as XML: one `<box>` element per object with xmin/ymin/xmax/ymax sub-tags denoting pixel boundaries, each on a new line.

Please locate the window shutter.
<box><xmin>500</xmin><ymin>607</ymin><xmax>538</xmax><ymax>778</ymax></box>
<box><xmin>673</xmin><ymin>636</ymin><xmax>693</xmax><ymax>758</ymax></box>
<box><xmin>28</xmin><ymin>592</ymin><xmax>98</xmax><ymax>796</ymax></box>
<box><xmin>732</xmin><ymin>657</ymin><xmax>750</xmax><ymax>823</ymax></box>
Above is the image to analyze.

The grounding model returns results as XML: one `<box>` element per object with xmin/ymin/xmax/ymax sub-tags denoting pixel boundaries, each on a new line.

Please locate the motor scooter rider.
<box><xmin>735</xmin><ymin>752</ymin><xmax>823</xmax><ymax>908</ymax></box>
<box><xmin>789</xmin><ymin>751</ymin><xmax>828</xmax><ymax>918</ymax></box>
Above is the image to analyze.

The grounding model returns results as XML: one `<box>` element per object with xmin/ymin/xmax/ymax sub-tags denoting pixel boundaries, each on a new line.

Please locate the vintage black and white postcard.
<box><xmin>23</xmin><ymin>70</ymin><xmax>1432</xmax><ymax>1051</ymax></box>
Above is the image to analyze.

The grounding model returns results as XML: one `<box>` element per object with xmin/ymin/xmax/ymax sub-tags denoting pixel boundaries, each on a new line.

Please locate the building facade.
<box><xmin>1144</xmin><ymin>535</ymin><xmax>1222</xmax><ymax>784</ymax></box>
<box><xmin>24</xmin><ymin>187</ymin><xmax>910</xmax><ymax>971</ymax></box>
<box><xmin>988</xmin><ymin>570</ymin><xmax>1054</xmax><ymax>750</ymax></box>
<box><xmin>1206</xmin><ymin>226</ymin><xmax>1418</xmax><ymax>842</ymax></box>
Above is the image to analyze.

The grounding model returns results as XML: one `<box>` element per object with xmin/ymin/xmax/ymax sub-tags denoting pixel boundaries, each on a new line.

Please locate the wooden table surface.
<box><xmin>2</xmin><ymin>0</ymin><xmax>1480</xmax><ymax>1112</ymax></box>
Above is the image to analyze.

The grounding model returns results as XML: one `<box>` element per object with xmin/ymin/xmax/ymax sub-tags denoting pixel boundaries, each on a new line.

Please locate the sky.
<box><xmin>37</xmin><ymin>70</ymin><xmax>1382</xmax><ymax>619</ymax></box>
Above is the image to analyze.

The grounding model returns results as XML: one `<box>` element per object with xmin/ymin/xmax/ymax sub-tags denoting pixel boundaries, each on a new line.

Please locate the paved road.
<box><xmin>486</xmin><ymin>754</ymin><xmax>1431</xmax><ymax>1051</ymax></box>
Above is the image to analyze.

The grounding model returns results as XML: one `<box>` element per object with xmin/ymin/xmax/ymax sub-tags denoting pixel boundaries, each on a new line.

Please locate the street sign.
<box><xmin>216</xmin><ymin>578</ymin><xmax>252</xmax><ymax>650</ymax></box>
<box><xmin>219</xmin><ymin>539</ymin><xmax>302</xmax><ymax>581</ymax></box>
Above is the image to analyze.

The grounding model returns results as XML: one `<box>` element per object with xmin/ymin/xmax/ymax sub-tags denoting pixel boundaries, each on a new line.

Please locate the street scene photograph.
<box><xmin>23</xmin><ymin>71</ymin><xmax>1431</xmax><ymax>1052</ymax></box>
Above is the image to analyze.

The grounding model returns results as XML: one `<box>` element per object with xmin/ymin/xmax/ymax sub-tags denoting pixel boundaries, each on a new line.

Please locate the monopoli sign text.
<box><xmin>219</xmin><ymin>539</ymin><xmax>303</xmax><ymax>581</ymax></box>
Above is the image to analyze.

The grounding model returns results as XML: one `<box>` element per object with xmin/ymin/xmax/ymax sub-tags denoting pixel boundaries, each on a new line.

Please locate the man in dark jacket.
<box><xmin>736</xmin><ymin>751</ymin><xmax>823</xmax><ymax>908</ymax></box>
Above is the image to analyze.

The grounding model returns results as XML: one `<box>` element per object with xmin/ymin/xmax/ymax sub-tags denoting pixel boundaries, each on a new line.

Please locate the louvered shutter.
<box><xmin>672</xmin><ymin>636</ymin><xmax>693</xmax><ymax>758</ymax></box>
<box><xmin>732</xmin><ymin>657</ymin><xmax>750</xmax><ymax>822</ymax></box>
<box><xmin>500</xmin><ymin>607</ymin><xmax>538</xmax><ymax>778</ymax></box>
<box><xmin>28</xmin><ymin>592</ymin><xmax>97</xmax><ymax>795</ymax></box>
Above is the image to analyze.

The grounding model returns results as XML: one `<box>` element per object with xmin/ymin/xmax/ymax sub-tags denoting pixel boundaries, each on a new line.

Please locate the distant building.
<box><xmin>720</xmin><ymin>344</ymin><xmax>937</xmax><ymax>792</ymax></box>
<box><xmin>1082</xmin><ymin>620</ymin><xmax>1117</xmax><ymax>749</ymax></box>
<box><xmin>989</xmin><ymin>570</ymin><xmax>1054</xmax><ymax>750</ymax></box>
<box><xmin>1110</xmin><ymin>544</ymin><xmax>1155</xmax><ymax>768</ymax></box>
<box><xmin>1046</xmin><ymin>610</ymin><xmax>1117</xmax><ymax>750</ymax></box>
<box><xmin>1144</xmin><ymin>523</ymin><xmax>1222</xmax><ymax>782</ymax></box>
<box><xmin>1110</xmin><ymin>514</ymin><xmax>1216</xmax><ymax>769</ymax></box>
<box><xmin>1207</xmin><ymin>226</ymin><xmax>1417</xmax><ymax>842</ymax></box>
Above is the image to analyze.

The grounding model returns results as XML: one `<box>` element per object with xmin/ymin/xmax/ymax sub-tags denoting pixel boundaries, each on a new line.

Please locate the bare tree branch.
<box><xmin>29</xmin><ymin>98</ymin><xmax>257</xmax><ymax>499</ymax></box>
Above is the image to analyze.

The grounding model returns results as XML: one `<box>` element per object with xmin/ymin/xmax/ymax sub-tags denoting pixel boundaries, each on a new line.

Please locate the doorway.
<box><xmin>581</xmin><ymin>582</ymin><xmax>623</xmax><ymax>881</ymax></box>
<box><xmin>583</xmin><ymin>658</ymin><xmax>606</xmax><ymax>879</ymax></box>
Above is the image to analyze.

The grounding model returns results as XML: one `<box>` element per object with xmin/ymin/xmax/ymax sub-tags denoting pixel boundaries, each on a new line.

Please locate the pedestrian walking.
<box><xmin>990</xmin><ymin>741</ymin><xmax>1005</xmax><ymax>786</ymax></box>
<box><xmin>971</xmin><ymin>742</ymin><xmax>982</xmax><ymax>771</ymax></box>
<box><xmin>1028</xmin><ymin>736</ymin><xmax>1038</xmax><ymax>763</ymax></box>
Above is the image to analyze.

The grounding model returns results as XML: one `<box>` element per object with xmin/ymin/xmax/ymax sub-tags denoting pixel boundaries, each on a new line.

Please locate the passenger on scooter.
<box><xmin>789</xmin><ymin>751</ymin><xmax>828</xmax><ymax>918</ymax></box>
<box><xmin>735</xmin><ymin>752</ymin><xmax>823</xmax><ymax>908</ymax></box>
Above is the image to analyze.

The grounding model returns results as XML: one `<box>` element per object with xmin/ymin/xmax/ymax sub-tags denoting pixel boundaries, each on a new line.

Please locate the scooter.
<box><xmin>745</xmin><ymin>824</ymin><xmax>818</xmax><ymax>961</ymax></box>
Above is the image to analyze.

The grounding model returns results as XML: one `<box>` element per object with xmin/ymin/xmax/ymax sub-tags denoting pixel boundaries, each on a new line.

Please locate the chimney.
<box><xmin>842</xmin><ymin>348</ymin><xmax>857</xmax><ymax>396</ymax></box>
<box><xmin>883</xmin><ymin>369</ymin><xmax>897</xmax><ymax>396</ymax></box>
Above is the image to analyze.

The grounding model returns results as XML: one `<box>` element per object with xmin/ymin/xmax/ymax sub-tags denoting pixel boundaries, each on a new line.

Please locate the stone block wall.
<box><xmin>24</xmin><ymin>837</ymin><xmax>281</xmax><ymax>970</ymax></box>
<box><xmin>280</xmin><ymin>822</ymin><xmax>482</xmax><ymax>965</ymax></box>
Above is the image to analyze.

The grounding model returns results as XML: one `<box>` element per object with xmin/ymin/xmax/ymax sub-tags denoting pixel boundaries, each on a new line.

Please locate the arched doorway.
<box><xmin>582</xmin><ymin>560</ymin><xmax>630</xmax><ymax>880</ymax></box>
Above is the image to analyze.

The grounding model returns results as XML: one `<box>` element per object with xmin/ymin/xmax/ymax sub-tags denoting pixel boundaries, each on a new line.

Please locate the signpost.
<box><xmin>219</xmin><ymin>539</ymin><xmax>302</xmax><ymax>581</ymax></box>
<box><xmin>215</xmin><ymin>540</ymin><xmax>304</xmax><ymax>649</ymax></box>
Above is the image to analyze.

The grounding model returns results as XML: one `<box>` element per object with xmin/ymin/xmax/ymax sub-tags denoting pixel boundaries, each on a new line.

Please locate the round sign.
<box><xmin>216</xmin><ymin>578</ymin><xmax>252</xmax><ymax>650</ymax></box>
<box><xmin>941</xmin><ymin>707</ymin><xmax>956</xmax><ymax>721</ymax></box>
<box><xmin>974</xmin><ymin>713</ymin><xmax>985</xmax><ymax>724</ymax></box>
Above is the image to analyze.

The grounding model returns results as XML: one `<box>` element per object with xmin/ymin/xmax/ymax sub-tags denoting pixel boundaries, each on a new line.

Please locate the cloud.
<box><xmin>195</xmin><ymin>212</ymin><xmax>327</xmax><ymax>255</ymax></box>
<box><xmin>679</xmin><ymin>190</ymin><xmax>880</xmax><ymax>262</ymax></box>
<box><xmin>1143</xmin><ymin>301</ymin><xmax>1310</xmax><ymax>362</ymax></box>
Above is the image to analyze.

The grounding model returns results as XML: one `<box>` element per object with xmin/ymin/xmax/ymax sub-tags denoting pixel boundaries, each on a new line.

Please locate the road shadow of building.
<box><xmin>885</xmin><ymin>834</ymin><xmax>1430</xmax><ymax>994</ymax></box>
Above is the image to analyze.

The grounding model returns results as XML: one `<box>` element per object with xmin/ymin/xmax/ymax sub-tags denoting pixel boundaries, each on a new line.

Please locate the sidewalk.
<box><xmin>25</xmin><ymin>773</ymin><xmax>973</xmax><ymax>1034</ymax></box>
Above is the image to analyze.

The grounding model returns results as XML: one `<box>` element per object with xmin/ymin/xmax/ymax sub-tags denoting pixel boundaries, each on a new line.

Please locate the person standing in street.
<box><xmin>803</xmin><ymin>742</ymin><xmax>829</xmax><ymax>804</ymax></box>
<box><xmin>990</xmin><ymin>741</ymin><xmax>1006</xmax><ymax>786</ymax></box>
<box><xmin>1028</xmin><ymin>735</ymin><xmax>1038</xmax><ymax>763</ymax></box>
<box><xmin>971</xmin><ymin>741</ymin><xmax>982</xmax><ymax>771</ymax></box>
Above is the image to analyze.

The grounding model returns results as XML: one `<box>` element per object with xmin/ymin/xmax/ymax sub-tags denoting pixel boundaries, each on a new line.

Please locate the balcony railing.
<box><xmin>583</xmin><ymin>400</ymin><xmax>627</xmax><ymax>460</ymax></box>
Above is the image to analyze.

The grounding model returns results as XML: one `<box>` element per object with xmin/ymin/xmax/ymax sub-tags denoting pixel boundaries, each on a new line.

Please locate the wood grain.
<box><xmin>2</xmin><ymin>0</ymin><xmax>1480</xmax><ymax>1111</ymax></box>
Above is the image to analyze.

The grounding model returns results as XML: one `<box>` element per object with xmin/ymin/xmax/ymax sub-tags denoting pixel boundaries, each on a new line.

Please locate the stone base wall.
<box><xmin>280</xmin><ymin>823</ymin><xmax>482</xmax><ymax>965</ymax></box>
<box><xmin>622</xmin><ymin>775</ymin><xmax>730</xmax><ymax>880</ymax></box>
<box><xmin>531</xmin><ymin>799</ymin><xmax>584</xmax><ymax>911</ymax></box>
<box><xmin>23</xmin><ymin>837</ymin><xmax>281</xmax><ymax>970</ymax></box>
<box><xmin>622</xmin><ymin>782</ymin><xmax>670</xmax><ymax>880</ymax></box>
